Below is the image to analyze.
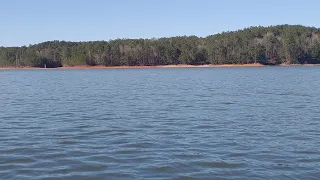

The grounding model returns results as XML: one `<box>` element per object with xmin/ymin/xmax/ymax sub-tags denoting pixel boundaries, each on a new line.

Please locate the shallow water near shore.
<box><xmin>1</xmin><ymin>66</ymin><xmax>320</xmax><ymax>180</ymax></box>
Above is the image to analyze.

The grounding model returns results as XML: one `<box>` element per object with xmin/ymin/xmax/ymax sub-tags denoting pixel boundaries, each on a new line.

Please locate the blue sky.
<box><xmin>1</xmin><ymin>0</ymin><xmax>320</xmax><ymax>47</ymax></box>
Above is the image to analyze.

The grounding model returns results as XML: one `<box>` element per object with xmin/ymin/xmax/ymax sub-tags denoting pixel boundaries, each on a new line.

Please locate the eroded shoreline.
<box><xmin>1</xmin><ymin>63</ymin><xmax>320</xmax><ymax>70</ymax></box>
<box><xmin>0</xmin><ymin>63</ymin><xmax>265</xmax><ymax>70</ymax></box>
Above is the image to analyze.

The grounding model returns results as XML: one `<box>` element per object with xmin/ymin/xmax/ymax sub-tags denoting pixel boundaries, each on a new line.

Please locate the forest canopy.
<box><xmin>1</xmin><ymin>25</ymin><xmax>320</xmax><ymax>68</ymax></box>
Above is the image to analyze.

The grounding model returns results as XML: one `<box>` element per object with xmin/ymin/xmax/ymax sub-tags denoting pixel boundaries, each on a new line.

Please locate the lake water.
<box><xmin>0</xmin><ymin>67</ymin><xmax>320</xmax><ymax>180</ymax></box>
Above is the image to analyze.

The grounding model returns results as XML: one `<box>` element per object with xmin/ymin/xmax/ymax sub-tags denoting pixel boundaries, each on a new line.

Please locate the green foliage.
<box><xmin>1</xmin><ymin>25</ymin><xmax>320</xmax><ymax>67</ymax></box>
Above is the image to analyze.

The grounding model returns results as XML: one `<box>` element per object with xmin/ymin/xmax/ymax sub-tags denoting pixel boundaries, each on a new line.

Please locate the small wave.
<box><xmin>197</xmin><ymin>160</ymin><xmax>244</xmax><ymax>169</ymax></box>
<box><xmin>1</xmin><ymin>157</ymin><xmax>36</xmax><ymax>164</ymax></box>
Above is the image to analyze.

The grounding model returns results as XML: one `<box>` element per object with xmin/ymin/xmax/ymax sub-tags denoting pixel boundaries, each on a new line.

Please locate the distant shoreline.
<box><xmin>1</xmin><ymin>63</ymin><xmax>320</xmax><ymax>70</ymax></box>
<box><xmin>0</xmin><ymin>63</ymin><xmax>263</xmax><ymax>70</ymax></box>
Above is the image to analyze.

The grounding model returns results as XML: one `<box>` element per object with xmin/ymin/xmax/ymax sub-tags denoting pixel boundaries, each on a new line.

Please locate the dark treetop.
<box><xmin>1</xmin><ymin>25</ymin><xmax>320</xmax><ymax>68</ymax></box>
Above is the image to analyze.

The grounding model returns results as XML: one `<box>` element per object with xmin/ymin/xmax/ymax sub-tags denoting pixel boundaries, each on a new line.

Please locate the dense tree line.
<box><xmin>1</xmin><ymin>25</ymin><xmax>320</xmax><ymax>68</ymax></box>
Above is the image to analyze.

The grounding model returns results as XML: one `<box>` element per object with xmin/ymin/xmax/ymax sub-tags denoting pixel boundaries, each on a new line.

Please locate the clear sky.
<box><xmin>1</xmin><ymin>0</ymin><xmax>320</xmax><ymax>47</ymax></box>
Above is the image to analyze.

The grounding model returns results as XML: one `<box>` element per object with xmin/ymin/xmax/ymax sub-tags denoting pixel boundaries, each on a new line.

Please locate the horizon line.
<box><xmin>1</xmin><ymin>24</ymin><xmax>319</xmax><ymax>48</ymax></box>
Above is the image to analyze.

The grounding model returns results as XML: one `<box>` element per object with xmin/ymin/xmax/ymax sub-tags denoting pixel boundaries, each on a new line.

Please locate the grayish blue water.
<box><xmin>0</xmin><ymin>67</ymin><xmax>320</xmax><ymax>180</ymax></box>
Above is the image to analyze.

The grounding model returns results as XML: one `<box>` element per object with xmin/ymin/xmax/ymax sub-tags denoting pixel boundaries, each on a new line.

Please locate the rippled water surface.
<box><xmin>1</xmin><ymin>67</ymin><xmax>320</xmax><ymax>180</ymax></box>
